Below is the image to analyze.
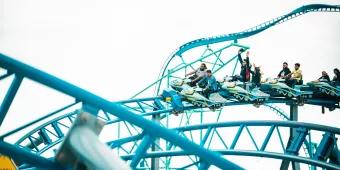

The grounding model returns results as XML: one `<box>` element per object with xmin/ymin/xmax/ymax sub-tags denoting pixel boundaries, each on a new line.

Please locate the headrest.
<box><xmin>182</xmin><ymin>88</ymin><xmax>195</xmax><ymax>95</ymax></box>
<box><xmin>269</xmin><ymin>79</ymin><xmax>278</xmax><ymax>84</ymax></box>
<box><xmin>223</xmin><ymin>82</ymin><xmax>236</xmax><ymax>88</ymax></box>
<box><xmin>172</xmin><ymin>79</ymin><xmax>184</xmax><ymax>86</ymax></box>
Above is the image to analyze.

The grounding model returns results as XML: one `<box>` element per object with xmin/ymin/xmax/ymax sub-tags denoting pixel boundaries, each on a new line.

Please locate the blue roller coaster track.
<box><xmin>0</xmin><ymin>3</ymin><xmax>339</xmax><ymax>170</ymax></box>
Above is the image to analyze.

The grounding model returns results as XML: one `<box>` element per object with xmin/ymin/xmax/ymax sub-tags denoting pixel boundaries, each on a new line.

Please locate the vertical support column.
<box><xmin>151</xmin><ymin>113</ymin><xmax>160</xmax><ymax>170</ymax></box>
<box><xmin>167</xmin><ymin>70</ymin><xmax>171</xmax><ymax>89</ymax></box>
<box><xmin>290</xmin><ymin>104</ymin><xmax>300</xmax><ymax>170</ymax></box>
<box><xmin>290</xmin><ymin>104</ymin><xmax>298</xmax><ymax>136</ymax></box>
<box><xmin>280</xmin><ymin>104</ymin><xmax>300</xmax><ymax>170</ymax></box>
<box><xmin>200</xmin><ymin>111</ymin><xmax>203</xmax><ymax>143</ymax></box>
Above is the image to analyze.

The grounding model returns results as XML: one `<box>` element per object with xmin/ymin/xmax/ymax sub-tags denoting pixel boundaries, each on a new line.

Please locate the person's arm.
<box><xmin>326</xmin><ymin>75</ymin><xmax>330</xmax><ymax>81</ymax></box>
<box><xmin>194</xmin><ymin>73</ymin><xmax>206</xmax><ymax>84</ymax></box>
<box><xmin>185</xmin><ymin>69</ymin><xmax>197</xmax><ymax>77</ymax></box>
<box><xmin>277</xmin><ymin>70</ymin><xmax>282</xmax><ymax>78</ymax></box>
<box><xmin>237</xmin><ymin>53</ymin><xmax>242</xmax><ymax>63</ymax></box>
<box><xmin>245</xmin><ymin>57</ymin><xmax>250</xmax><ymax>68</ymax></box>
<box><xmin>197</xmin><ymin>76</ymin><xmax>204</xmax><ymax>85</ymax></box>
<box><xmin>286</xmin><ymin>69</ymin><xmax>293</xmax><ymax>77</ymax></box>
<box><xmin>283</xmin><ymin>69</ymin><xmax>291</xmax><ymax>79</ymax></box>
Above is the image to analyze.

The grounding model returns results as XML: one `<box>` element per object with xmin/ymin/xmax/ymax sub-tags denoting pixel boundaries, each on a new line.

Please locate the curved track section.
<box><xmin>174</xmin><ymin>4</ymin><xmax>340</xmax><ymax>56</ymax></box>
<box><xmin>134</xmin><ymin>4</ymin><xmax>340</xmax><ymax>97</ymax></box>
<box><xmin>109</xmin><ymin>120</ymin><xmax>340</xmax><ymax>169</ymax></box>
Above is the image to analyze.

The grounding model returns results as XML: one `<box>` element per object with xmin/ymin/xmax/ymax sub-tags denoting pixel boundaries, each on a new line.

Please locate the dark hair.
<box><xmin>201</xmin><ymin>63</ymin><xmax>207</xmax><ymax>69</ymax></box>
<box><xmin>206</xmin><ymin>70</ymin><xmax>212</xmax><ymax>73</ymax></box>
<box><xmin>334</xmin><ymin>68</ymin><xmax>340</xmax><ymax>73</ymax></box>
<box><xmin>283</xmin><ymin>62</ymin><xmax>288</xmax><ymax>65</ymax></box>
<box><xmin>295</xmin><ymin>63</ymin><xmax>300</xmax><ymax>67</ymax></box>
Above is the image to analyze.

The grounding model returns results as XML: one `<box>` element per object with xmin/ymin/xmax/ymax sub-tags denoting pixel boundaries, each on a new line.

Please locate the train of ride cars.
<box><xmin>166</xmin><ymin>77</ymin><xmax>340</xmax><ymax>110</ymax></box>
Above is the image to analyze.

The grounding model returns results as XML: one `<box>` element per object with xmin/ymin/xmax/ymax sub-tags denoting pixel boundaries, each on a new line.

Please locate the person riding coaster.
<box><xmin>306</xmin><ymin>71</ymin><xmax>340</xmax><ymax>98</ymax></box>
<box><xmin>170</xmin><ymin>78</ymin><xmax>225</xmax><ymax>109</ymax></box>
<box><xmin>307</xmin><ymin>80</ymin><xmax>340</xmax><ymax>98</ymax></box>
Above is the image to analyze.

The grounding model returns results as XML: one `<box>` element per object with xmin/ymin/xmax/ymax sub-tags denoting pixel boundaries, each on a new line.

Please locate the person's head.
<box><xmin>255</xmin><ymin>67</ymin><xmax>260</xmax><ymax>73</ymax></box>
<box><xmin>283</xmin><ymin>62</ymin><xmax>288</xmax><ymax>69</ymax></box>
<box><xmin>199</xmin><ymin>63</ymin><xmax>207</xmax><ymax>71</ymax></box>
<box><xmin>322</xmin><ymin>71</ymin><xmax>327</xmax><ymax>77</ymax></box>
<box><xmin>246</xmin><ymin>51</ymin><xmax>250</xmax><ymax>57</ymax></box>
<box><xmin>206</xmin><ymin>70</ymin><xmax>212</xmax><ymax>76</ymax></box>
<box><xmin>294</xmin><ymin>63</ymin><xmax>300</xmax><ymax>70</ymax></box>
<box><xmin>334</xmin><ymin>68</ymin><xmax>340</xmax><ymax>75</ymax></box>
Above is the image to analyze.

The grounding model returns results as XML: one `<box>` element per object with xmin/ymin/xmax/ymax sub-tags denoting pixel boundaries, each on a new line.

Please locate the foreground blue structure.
<box><xmin>0</xmin><ymin>4</ymin><xmax>340</xmax><ymax>170</ymax></box>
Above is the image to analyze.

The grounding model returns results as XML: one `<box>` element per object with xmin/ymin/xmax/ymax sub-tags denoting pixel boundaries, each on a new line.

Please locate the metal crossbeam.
<box><xmin>110</xmin><ymin>120</ymin><xmax>339</xmax><ymax>169</ymax></box>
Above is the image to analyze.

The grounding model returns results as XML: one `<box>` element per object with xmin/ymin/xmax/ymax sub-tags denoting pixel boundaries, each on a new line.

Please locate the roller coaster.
<box><xmin>0</xmin><ymin>3</ymin><xmax>340</xmax><ymax>170</ymax></box>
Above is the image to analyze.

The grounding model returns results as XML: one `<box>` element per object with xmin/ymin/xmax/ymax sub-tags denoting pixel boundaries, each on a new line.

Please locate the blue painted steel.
<box><xmin>0</xmin><ymin>53</ymin><xmax>243</xmax><ymax>170</ymax></box>
<box><xmin>0</xmin><ymin>141</ymin><xmax>63</xmax><ymax>169</ymax></box>
<box><xmin>286</xmin><ymin>128</ymin><xmax>308</xmax><ymax>155</ymax></box>
<box><xmin>8</xmin><ymin>97</ymin><xmax>337</xmax><ymax>158</ymax></box>
<box><xmin>116</xmin><ymin>96</ymin><xmax>163</xmax><ymax>104</ymax></box>
<box><xmin>113</xmin><ymin>120</ymin><xmax>339</xmax><ymax>169</ymax></box>
<box><xmin>130</xmin><ymin>134</ymin><xmax>153</xmax><ymax>168</ymax></box>
<box><xmin>0</xmin><ymin>101</ymin><xmax>78</xmax><ymax>139</ymax></box>
<box><xmin>153</xmin><ymin>99</ymin><xmax>165</xmax><ymax>110</ymax></box>
<box><xmin>0</xmin><ymin>71</ymin><xmax>13</xmax><ymax>80</ymax></box>
<box><xmin>82</xmin><ymin>103</ymin><xmax>99</xmax><ymax>115</ymax></box>
<box><xmin>51</xmin><ymin>122</ymin><xmax>64</xmax><ymax>138</ymax></box>
<box><xmin>38</xmin><ymin>128</ymin><xmax>52</xmax><ymax>145</ymax></box>
<box><xmin>230</xmin><ymin>125</ymin><xmax>244</xmax><ymax>149</ymax></box>
<box><xmin>245</xmin><ymin>126</ymin><xmax>259</xmax><ymax>151</ymax></box>
<box><xmin>260</xmin><ymin>125</ymin><xmax>275</xmax><ymax>151</ymax></box>
<box><xmin>200</xmin><ymin>127</ymin><xmax>212</xmax><ymax>146</ymax></box>
<box><xmin>109</xmin><ymin>134</ymin><xmax>144</xmax><ymax>148</ymax></box>
<box><xmin>161</xmin><ymin>89</ymin><xmax>184</xmax><ymax>112</ymax></box>
<box><xmin>120</xmin><ymin>150</ymin><xmax>340</xmax><ymax>170</ymax></box>
<box><xmin>198</xmin><ymin>160</ymin><xmax>210</xmax><ymax>170</ymax></box>
<box><xmin>0</xmin><ymin>74</ymin><xmax>23</xmax><ymax>125</ymax></box>
<box><xmin>313</xmin><ymin>132</ymin><xmax>336</xmax><ymax>161</ymax></box>
<box><xmin>174</xmin><ymin>121</ymin><xmax>340</xmax><ymax>134</ymax></box>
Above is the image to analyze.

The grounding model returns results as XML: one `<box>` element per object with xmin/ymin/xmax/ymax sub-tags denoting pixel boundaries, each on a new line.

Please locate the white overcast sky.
<box><xmin>0</xmin><ymin>0</ymin><xmax>340</xmax><ymax>169</ymax></box>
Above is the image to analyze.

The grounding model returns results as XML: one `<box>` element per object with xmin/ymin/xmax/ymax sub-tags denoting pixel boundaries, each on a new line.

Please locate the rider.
<box><xmin>277</xmin><ymin>62</ymin><xmax>291</xmax><ymax>80</ymax></box>
<box><xmin>332</xmin><ymin>68</ymin><xmax>340</xmax><ymax>86</ymax></box>
<box><xmin>251</xmin><ymin>63</ymin><xmax>261</xmax><ymax>87</ymax></box>
<box><xmin>237</xmin><ymin>49</ymin><xmax>251</xmax><ymax>82</ymax></box>
<box><xmin>185</xmin><ymin>63</ymin><xmax>207</xmax><ymax>87</ymax></box>
<box><xmin>286</xmin><ymin>63</ymin><xmax>303</xmax><ymax>87</ymax></box>
<box><xmin>318</xmin><ymin>71</ymin><xmax>330</xmax><ymax>82</ymax></box>
<box><xmin>198</xmin><ymin>70</ymin><xmax>219</xmax><ymax>98</ymax></box>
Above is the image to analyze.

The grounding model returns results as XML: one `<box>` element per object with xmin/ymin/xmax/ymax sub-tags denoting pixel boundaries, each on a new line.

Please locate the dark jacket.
<box><xmin>251</xmin><ymin>69</ymin><xmax>261</xmax><ymax>86</ymax></box>
<box><xmin>238</xmin><ymin>54</ymin><xmax>251</xmax><ymax>82</ymax></box>
<box><xmin>277</xmin><ymin>68</ymin><xmax>291</xmax><ymax>78</ymax></box>
<box><xmin>333</xmin><ymin>74</ymin><xmax>340</xmax><ymax>85</ymax></box>
<box><xmin>318</xmin><ymin>75</ymin><xmax>330</xmax><ymax>82</ymax></box>
<box><xmin>198</xmin><ymin>75</ymin><xmax>219</xmax><ymax>91</ymax></box>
